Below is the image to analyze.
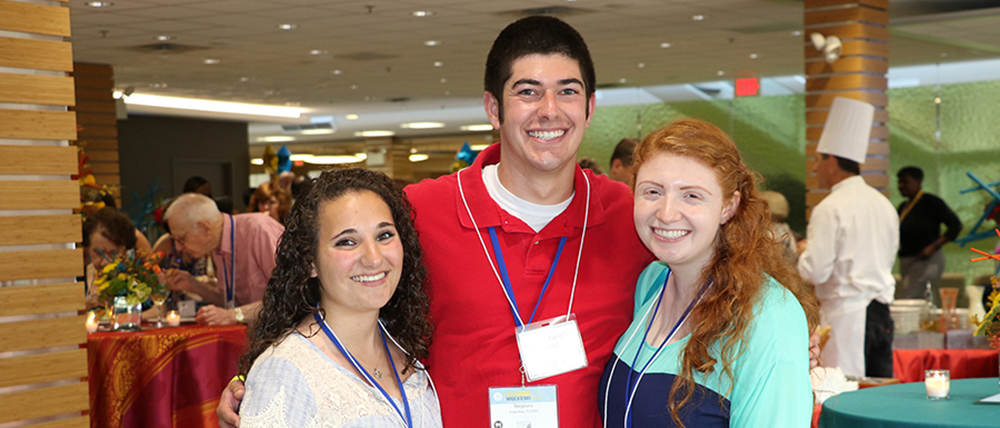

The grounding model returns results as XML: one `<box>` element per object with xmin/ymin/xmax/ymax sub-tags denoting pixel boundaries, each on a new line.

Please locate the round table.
<box><xmin>819</xmin><ymin>377</ymin><xmax>1000</xmax><ymax>428</ymax></box>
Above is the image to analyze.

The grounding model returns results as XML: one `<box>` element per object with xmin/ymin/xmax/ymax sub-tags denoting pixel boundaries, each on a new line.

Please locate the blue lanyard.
<box><xmin>314</xmin><ymin>313</ymin><xmax>413</xmax><ymax>428</ymax></box>
<box><xmin>623</xmin><ymin>271</ymin><xmax>711</xmax><ymax>428</ymax></box>
<box><xmin>488</xmin><ymin>227</ymin><xmax>567</xmax><ymax>328</ymax></box>
<box><xmin>222</xmin><ymin>214</ymin><xmax>235</xmax><ymax>308</ymax></box>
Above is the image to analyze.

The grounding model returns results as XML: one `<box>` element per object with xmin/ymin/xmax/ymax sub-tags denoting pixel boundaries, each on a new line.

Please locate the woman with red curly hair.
<box><xmin>599</xmin><ymin>119</ymin><xmax>819</xmax><ymax>428</ymax></box>
<box><xmin>249</xmin><ymin>182</ymin><xmax>292</xmax><ymax>225</ymax></box>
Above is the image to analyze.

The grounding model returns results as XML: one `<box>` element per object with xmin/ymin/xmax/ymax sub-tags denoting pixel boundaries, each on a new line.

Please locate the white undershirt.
<box><xmin>482</xmin><ymin>163</ymin><xmax>573</xmax><ymax>232</ymax></box>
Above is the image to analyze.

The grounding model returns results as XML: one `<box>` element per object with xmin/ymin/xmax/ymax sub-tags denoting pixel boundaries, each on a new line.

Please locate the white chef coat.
<box><xmin>798</xmin><ymin>175</ymin><xmax>899</xmax><ymax>377</ymax></box>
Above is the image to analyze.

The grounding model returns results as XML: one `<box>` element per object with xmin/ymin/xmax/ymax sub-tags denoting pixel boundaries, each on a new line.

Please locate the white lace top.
<box><xmin>240</xmin><ymin>332</ymin><xmax>442</xmax><ymax>428</ymax></box>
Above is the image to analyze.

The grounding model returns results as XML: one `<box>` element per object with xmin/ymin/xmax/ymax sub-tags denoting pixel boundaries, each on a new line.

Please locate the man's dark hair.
<box><xmin>182</xmin><ymin>176</ymin><xmax>209</xmax><ymax>194</ymax></box>
<box><xmin>611</xmin><ymin>138</ymin><xmax>639</xmax><ymax>167</ymax></box>
<box><xmin>484</xmin><ymin>16</ymin><xmax>596</xmax><ymax>123</ymax></box>
<box><xmin>897</xmin><ymin>166</ymin><xmax>924</xmax><ymax>181</ymax></box>
<box><xmin>822</xmin><ymin>153</ymin><xmax>861</xmax><ymax>175</ymax></box>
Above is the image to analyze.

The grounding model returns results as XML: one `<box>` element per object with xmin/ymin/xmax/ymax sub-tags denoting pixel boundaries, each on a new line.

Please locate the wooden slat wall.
<box><xmin>0</xmin><ymin>1</ymin><xmax>90</xmax><ymax>426</ymax></box>
<box><xmin>72</xmin><ymin>63</ymin><xmax>122</xmax><ymax>205</ymax></box>
<box><xmin>803</xmin><ymin>0</ymin><xmax>890</xmax><ymax>218</ymax></box>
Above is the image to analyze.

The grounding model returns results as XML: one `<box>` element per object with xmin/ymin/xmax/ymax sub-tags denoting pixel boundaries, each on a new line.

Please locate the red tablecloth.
<box><xmin>893</xmin><ymin>348</ymin><xmax>998</xmax><ymax>383</ymax></box>
<box><xmin>87</xmin><ymin>324</ymin><xmax>247</xmax><ymax>428</ymax></box>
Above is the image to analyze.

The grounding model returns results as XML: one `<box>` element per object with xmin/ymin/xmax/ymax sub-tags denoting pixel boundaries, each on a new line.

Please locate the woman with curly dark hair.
<box><xmin>237</xmin><ymin>168</ymin><xmax>440</xmax><ymax>427</ymax></box>
<box><xmin>599</xmin><ymin>119</ymin><xmax>819</xmax><ymax>428</ymax></box>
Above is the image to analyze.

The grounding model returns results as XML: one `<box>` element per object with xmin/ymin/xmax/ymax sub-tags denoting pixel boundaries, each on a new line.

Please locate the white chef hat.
<box><xmin>816</xmin><ymin>97</ymin><xmax>874</xmax><ymax>164</ymax></box>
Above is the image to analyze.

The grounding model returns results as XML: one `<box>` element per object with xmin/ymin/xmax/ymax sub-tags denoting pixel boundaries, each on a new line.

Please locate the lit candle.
<box><xmin>166</xmin><ymin>310</ymin><xmax>181</xmax><ymax>327</ymax></box>
<box><xmin>924</xmin><ymin>370</ymin><xmax>950</xmax><ymax>400</ymax></box>
<box><xmin>86</xmin><ymin>312</ymin><xmax>99</xmax><ymax>334</ymax></box>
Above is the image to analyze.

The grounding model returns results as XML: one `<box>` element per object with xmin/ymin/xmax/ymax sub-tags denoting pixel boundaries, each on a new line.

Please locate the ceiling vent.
<box><xmin>281</xmin><ymin>122</ymin><xmax>335</xmax><ymax>132</ymax></box>
<box><xmin>338</xmin><ymin>52</ymin><xmax>398</xmax><ymax>61</ymax></box>
<box><xmin>499</xmin><ymin>5</ymin><xmax>593</xmax><ymax>18</ymax></box>
<box><xmin>127</xmin><ymin>42</ymin><xmax>207</xmax><ymax>54</ymax></box>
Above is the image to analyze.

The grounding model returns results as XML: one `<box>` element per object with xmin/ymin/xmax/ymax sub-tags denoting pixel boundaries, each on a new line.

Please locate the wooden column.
<box><xmin>804</xmin><ymin>0</ymin><xmax>890</xmax><ymax>219</ymax></box>
<box><xmin>0</xmin><ymin>0</ymin><xmax>89</xmax><ymax>427</ymax></box>
<box><xmin>364</xmin><ymin>137</ymin><xmax>414</xmax><ymax>182</ymax></box>
<box><xmin>72</xmin><ymin>63</ymin><xmax>121</xmax><ymax>208</ymax></box>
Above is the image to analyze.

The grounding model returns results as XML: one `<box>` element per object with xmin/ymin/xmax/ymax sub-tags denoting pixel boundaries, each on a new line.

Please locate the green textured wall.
<box><xmin>581</xmin><ymin>80</ymin><xmax>999</xmax><ymax>283</ymax></box>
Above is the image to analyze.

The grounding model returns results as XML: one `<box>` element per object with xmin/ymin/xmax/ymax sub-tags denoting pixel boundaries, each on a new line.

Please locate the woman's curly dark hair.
<box><xmin>82</xmin><ymin>207</ymin><xmax>138</xmax><ymax>250</ymax></box>
<box><xmin>239</xmin><ymin>168</ymin><xmax>431</xmax><ymax>375</ymax></box>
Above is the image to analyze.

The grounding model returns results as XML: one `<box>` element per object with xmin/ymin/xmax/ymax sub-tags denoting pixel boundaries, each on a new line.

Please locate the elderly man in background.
<box><xmin>164</xmin><ymin>193</ymin><xmax>283</xmax><ymax>326</ymax></box>
<box><xmin>798</xmin><ymin>97</ymin><xmax>899</xmax><ymax>378</ymax></box>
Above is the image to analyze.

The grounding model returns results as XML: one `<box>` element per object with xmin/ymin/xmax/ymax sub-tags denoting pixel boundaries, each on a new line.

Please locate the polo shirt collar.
<box><xmin>455</xmin><ymin>143</ymin><xmax>608</xmax><ymax>237</ymax></box>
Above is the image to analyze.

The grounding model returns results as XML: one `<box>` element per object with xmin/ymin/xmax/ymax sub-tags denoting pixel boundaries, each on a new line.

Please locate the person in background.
<box><xmin>599</xmin><ymin>119</ymin><xmax>815</xmax><ymax>428</ymax></box>
<box><xmin>82</xmin><ymin>207</ymin><xmax>139</xmax><ymax>309</ymax></box>
<box><xmin>163</xmin><ymin>193</ymin><xmax>284</xmax><ymax>326</ymax></box>
<box><xmin>896</xmin><ymin>166</ymin><xmax>963</xmax><ymax>299</ymax></box>
<box><xmin>183</xmin><ymin>175</ymin><xmax>213</xmax><ymax>198</ymax></box>
<box><xmin>761</xmin><ymin>190</ymin><xmax>799</xmax><ymax>266</ymax></box>
<box><xmin>96</xmin><ymin>193</ymin><xmax>153</xmax><ymax>254</ymax></box>
<box><xmin>578</xmin><ymin>156</ymin><xmax>605</xmax><ymax>174</ymax></box>
<box><xmin>248</xmin><ymin>182</ymin><xmax>292</xmax><ymax>224</ymax></box>
<box><xmin>798</xmin><ymin>97</ymin><xmax>899</xmax><ymax>378</ymax></box>
<box><xmin>237</xmin><ymin>169</ymin><xmax>440</xmax><ymax>427</ymax></box>
<box><xmin>608</xmin><ymin>137</ymin><xmax>639</xmax><ymax>186</ymax></box>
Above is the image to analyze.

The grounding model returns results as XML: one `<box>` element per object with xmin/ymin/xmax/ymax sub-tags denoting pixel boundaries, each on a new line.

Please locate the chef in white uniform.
<box><xmin>798</xmin><ymin>97</ymin><xmax>899</xmax><ymax>378</ymax></box>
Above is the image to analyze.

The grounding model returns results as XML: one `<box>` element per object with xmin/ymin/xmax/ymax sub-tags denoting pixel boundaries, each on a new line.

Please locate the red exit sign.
<box><xmin>735</xmin><ymin>77</ymin><xmax>760</xmax><ymax>97</ymax></box>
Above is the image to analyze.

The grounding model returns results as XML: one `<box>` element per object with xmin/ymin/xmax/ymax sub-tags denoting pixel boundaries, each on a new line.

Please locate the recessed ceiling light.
<box><xmin>749</xmin><ymin>53</ymin><xmax>759</xmax><ymax>59</ymax></box>
<box><xmin>251</xmin><ymin>158</ymin><xmax>264</xmax><ymax>165</ymax></box>
<box><xmin>401</xmin><ymin>122</ymin><xmax>445</xmax><ymax>129</ymax></box>
<box><xmin>444</xmin><ymin>91</ymin><xmax>451</xmax><ymax>96</ymax></box>
<box><xmin>424</xmin><ymin>40</ymin><xmax>439</xmax><ymax>47</ymax></box>
<box><xmin>240</xmin><ymin>76</ymin><xmax>253</xmax><ymax>83</ymax></box>
<box><xmin>86</xmin><ymin>1</ymin><xmax>113</xmax><ymax>8</ymax></box>
<box><xmin>792</xmin><ymin>30</ymin><xmax>802</xmax><ymax>37</ymax></box>
<box><xmin>619</xmin><ymin>78</ymin><xmax>627</xmax><ymax>84</ymax></box>
<box><xmin>638</xmin><ymin>62</ymin><xmax>645</xmax><ymax>69</ymax></box>
<box><xmin>433</xmin><ymin>61</ymin><xmax>443</xmax><ymax>67</ymax></box>
<box><xmin>350</xmin><ymin>85</ymin><xmax>358</xmax><ymax>90</ymax></box>
<box><xmin>300</xmin><ymin>128</ymin><xmax>334</xmax><ymax>135</ymax></box>
<box><xmin>309</xmin><ymin>49</ymin><xmax>327</xmax><ymax>55</ymax></box>
<box><xmin>354</xmin><ymin>130</ymin><xmax>395</xmax><ymax>137</ymax></box>
<box><xmin>257</xmin><ymin>136</ymin><xmax>296</xmax><ymax>143</ymax></box>
<box><xmin>331</xmin><ymin>69</ymin><xmax>342</xmax><ymax>75</ymax></box>
<box><xmin>717</xmin><ymin>70</ymin><xmax>725</xmax><ymax>76</ymax></box>
<box><xmin>346</xmin><ymin>114</ymin><xmax>359</xmax><ymax>120</ymax></box>
<box><xmin>151</xmin><ymin>83</ymin><xmax>168</xmax><ymax>88</ymax></box>
<box><xmin>412</xmin><ymin>11</ymin><xmax>433</xmax><ymax>17</ymax></box>
<box><xmin>155</xmin><ymin>35</ymin><xmax>173</xmax><ymax>41</ymax></box>
<box><xmin>440</xmin><ymin>78</ymin><xmax>448</xmax><ymax>84</ymax></box>
<box><xmin>461</xmin><ymin>124</ymin><xmax>494</xmax><ymax>132</ymax></box>
<box><xmin>660</xmin><ymin>42</ymin><xmax>672</xmax><ymax>49</ymax></box>
<box><xmin>409</xmin><ymin>154</ymin><xmax>429</xmax><ymax>162</ymax></box>
<box><xmin>692</xmin><ymin>15</ymin><xmax>705</xmax><ymax>21</ymax></box>
<box><xmin>203</xmin><ymin>58</ymin><xmax>220</xmax><ymax>65</ymax></box>
<box><xmin>278</xmin><ymin>24</ymin><xmax>297</xmax><ymax>30</ymax></box>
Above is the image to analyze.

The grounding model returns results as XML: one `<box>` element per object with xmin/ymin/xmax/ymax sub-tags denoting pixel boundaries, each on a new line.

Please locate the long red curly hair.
<box><xmin>631</xmin><ymin>118</ymin><xmax>819</xmax><ymax>426</ymax></box>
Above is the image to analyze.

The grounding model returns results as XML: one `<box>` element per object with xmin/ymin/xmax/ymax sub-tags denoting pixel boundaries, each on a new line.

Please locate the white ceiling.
<box><xmin>66</xmin><ymin>0</ymin><xmax>1000</xmax><ymax>143</ymax></box>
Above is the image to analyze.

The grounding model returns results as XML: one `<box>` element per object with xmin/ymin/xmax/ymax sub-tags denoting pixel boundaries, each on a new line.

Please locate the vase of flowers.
<box><xmin>95</xmin><ymin>250</ymin><xmax>163</xmax><ymax>332</ymax></box>
<box><xmin>973</xmin><ymin>275</ymin><xmax>1000</xmax><ymax>390</ymax></box>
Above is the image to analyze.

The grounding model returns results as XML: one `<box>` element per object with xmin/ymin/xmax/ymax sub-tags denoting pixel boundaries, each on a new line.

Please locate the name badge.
<box><xmin>515</xmin><ymin>314</ymin><xmax>588</xmax><ymax>382</ymax></box>
<box><xmin>489</xmin><ymin>385</ymin><xmax>559</xmax><ymax>428</ymax></box>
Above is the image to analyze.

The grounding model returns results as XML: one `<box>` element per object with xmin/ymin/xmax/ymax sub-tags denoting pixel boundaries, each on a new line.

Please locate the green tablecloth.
<box><xmin>820</xmin><ymin>378</ymin><xmax>1000</xmax><ymax>428</ymax></box>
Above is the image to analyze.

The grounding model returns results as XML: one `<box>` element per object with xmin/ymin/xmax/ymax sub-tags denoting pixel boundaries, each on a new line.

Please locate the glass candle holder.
<box><xmin>925</xmin><ymin>369</ymin><xmax>950</xmax><ymax>400</ymax></box>
<box><xmin>166</xmin><ymin>310</ymin><xmax>181</xmax><ymax>327</ymax></box>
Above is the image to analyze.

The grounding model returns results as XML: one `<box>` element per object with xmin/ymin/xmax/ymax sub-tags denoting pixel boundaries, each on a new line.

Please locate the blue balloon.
<box><xmin>277</xmin><ymin>145</ymin><xmax>292</xmax><ymax>173</ymax></box>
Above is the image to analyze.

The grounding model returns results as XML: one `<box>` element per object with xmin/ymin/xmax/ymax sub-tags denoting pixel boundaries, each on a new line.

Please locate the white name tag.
<box><xmin>489</xmin><ymin>385</ymin><xmax>559</xmax><ymax>428</ymax></box>
<box><xmin>515</xmin><ymin>314</ymin><xmax>588</xmax><ymax>382</ymax></box>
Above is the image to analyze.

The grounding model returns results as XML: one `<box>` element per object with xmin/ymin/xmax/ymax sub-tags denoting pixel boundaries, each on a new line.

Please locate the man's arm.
<box><xmin>196</xmin><ymin>301</ymin><xmax>261</xmax><ymax>326</ymax></box>
<box><xmin>797</xmin><ymin>205</ymin><xmax>838</xmax><ymax>286</ymax></box>
<box><xmin>166</xmin><ymin>269</ymin><xmax>225</xmax><ymax>306</ymax></box>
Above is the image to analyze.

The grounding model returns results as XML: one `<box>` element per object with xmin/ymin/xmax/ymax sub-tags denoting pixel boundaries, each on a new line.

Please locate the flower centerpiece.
<box><xmin>974</xmin><ymin>275</ymin><xmax>1000</xmax><ymax>349</ymax></box>
<box><xmin>95</xmin><ymin>251</ymin><xmax>166</xmax><ymax>331</ymax></box>
<box><xmin>971</xmin><ymin>228</ymin><xmax>1000</xmax><ymax>349</ymax></box>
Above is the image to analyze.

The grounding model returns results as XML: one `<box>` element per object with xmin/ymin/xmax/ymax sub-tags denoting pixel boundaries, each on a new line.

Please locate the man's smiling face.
<box><xmin>487</xmin><ymin>53</ymin><xmax>595</xmax><ymax>177</ymax></box>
